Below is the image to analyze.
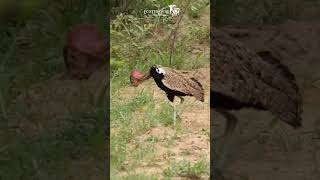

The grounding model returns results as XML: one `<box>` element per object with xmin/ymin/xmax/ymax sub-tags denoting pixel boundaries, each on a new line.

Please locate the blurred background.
<box><xmin>215</xmin><ymin>0</ymin><xmax>320</xmax><ymax>26</ymax></box>
<box><xmin>214</xmin><ymin>0</ymin><xmax>320</xmax><ymax>179</ymax></box>
<box><xmin>0</xmin><ymin>1</ymin><xmax>107</xmax><ymax>179</ymax></box>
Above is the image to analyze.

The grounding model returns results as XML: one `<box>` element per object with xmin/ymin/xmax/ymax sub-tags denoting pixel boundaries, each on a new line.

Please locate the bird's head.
<box><xmin>130</xmin><ymin>65</ymin><xmax>165</xmax><ymax>87</ymax></box>
<box><xmin>151</xmin><ymin>65</ymin><xmax>166</xmax><ymax>76</ymax></box>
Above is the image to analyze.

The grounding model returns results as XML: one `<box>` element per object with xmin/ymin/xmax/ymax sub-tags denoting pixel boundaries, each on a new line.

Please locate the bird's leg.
<box><xmin>177</xmin><ymin>96</ymin><xmax>185</xmax><ymax>117</ymax></box>
<box><xmin>173</xmin><ymin>104</ymin><xmax>177</xmax><ymax>126</ymax></box>
<box><xmin>173</xmin><ymin>97</ymin><xmax>184</xmax><ymax>126</ymax></box>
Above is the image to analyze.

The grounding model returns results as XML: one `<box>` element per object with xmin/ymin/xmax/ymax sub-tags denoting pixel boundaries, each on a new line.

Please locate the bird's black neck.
<box><xmin>149</xmin><ymin>67</ymin><xmax>164</xmax><ymax>80</ymax></box>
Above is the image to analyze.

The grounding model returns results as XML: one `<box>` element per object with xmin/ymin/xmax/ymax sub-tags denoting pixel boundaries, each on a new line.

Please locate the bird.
<box><xmin>211</xmin><ymin>28</ymin><xmax>303</xmax><ymax>136</ymax></box>
<box><xmin>130</xmin><ymin>64</ymin><xmax>205</xmax><ymax>126</ymax></box>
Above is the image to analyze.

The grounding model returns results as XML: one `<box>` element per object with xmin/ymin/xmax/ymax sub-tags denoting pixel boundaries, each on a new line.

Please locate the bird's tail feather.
<box><xmin>256</xmin><ymin>50</ymin><xmax>303</xmax><ymax>128</ymax></box>
<box><xmin>190</xmin><ymin>78</ymin><xmax>204</xmax><ymax>102</ymax></box>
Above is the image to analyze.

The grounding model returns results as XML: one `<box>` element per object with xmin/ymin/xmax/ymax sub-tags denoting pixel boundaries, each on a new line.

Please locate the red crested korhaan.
<box><xmin>211</xmin><ymin>28</ymin><xmax>303</xmax><ymax>136</ymax></box>
<box><xmin>130</xmin><ymin>65</ymin><xmax>205</xmax><ymax>125</ymax></box>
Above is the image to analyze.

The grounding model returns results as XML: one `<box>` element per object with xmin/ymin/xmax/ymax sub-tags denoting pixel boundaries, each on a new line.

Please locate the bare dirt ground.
<box><xmin>216</xmin><ymin>20</ymin><xmax>320</xmax><ymax>180</ymax></box>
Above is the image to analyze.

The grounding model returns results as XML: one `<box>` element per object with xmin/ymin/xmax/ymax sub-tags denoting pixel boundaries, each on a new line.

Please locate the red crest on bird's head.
<box><xmin>130</xmin><ymin>69</ymin><xmax>144</xmax><ymax>86</ymax></box>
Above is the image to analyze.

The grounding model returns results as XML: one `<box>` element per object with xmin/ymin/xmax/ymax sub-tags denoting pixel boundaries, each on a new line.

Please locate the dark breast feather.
<box><xmin>151</xmin><ymin>73</ymin><xmax>188</xmax><ymax>102</ymax></box>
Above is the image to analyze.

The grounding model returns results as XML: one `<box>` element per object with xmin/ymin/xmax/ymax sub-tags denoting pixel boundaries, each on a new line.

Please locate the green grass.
<box><xmin>188</xmin><ymin>0</ymin><xmax>209</xmax><ymax>18</ymax></box>
<box><xmin>163</xmin><ymin>159</ymin><xmax>209</xmax><ymax>179</ymax></box>
<box><xmin>123</xmin><ymin>173</ymin><xmax>158</xmax><ymax>180</ymax></box>
<box><xmin>110</xmin><ymin>0</ymin><xmax>176</xmax><ymax>18</ymax></box>
<box><xmin>110</xmin><ymin>91</ymin><xmax>173</xmax><ymax>175</ymax></box>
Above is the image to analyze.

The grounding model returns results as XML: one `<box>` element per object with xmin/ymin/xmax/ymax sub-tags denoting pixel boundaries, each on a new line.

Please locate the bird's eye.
<box><xmin>156</xmin><ymin>67</ymin><xmax>165</xmax><ymax>75</ymax></box>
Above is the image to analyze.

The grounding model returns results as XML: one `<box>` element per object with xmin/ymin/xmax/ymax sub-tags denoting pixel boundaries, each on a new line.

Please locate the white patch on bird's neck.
<box><xmin>156</xmin><ymin>67</ymin><xmax>166</xmax><ymax>75</ymax></box>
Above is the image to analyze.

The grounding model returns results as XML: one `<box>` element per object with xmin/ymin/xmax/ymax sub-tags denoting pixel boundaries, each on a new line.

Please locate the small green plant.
<box><xmin>163</xmin><ymin>159</ymin><xmax>209</xmax><ymax>179</ymax></box>
<box><xmin>188</xmin><ymin>23</ymin><xmax>209</xmax><ymax>42</ymax></box>
<box><xmin>157</xmin><ymin>102</ymin><xmax>174</xmax><ymax>126</ymax></box>
<box><xmin>110</xmin><ymin>90</ymin><xmax>158</xmax><ymax>175</ymax></box>
<box><xmin>188</xmin><ymin>0</ymin><xmax>209</xmax><ymax>18</ymax></box>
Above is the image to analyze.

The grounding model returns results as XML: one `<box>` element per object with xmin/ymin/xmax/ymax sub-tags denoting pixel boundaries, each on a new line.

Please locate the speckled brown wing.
<box><xmin>211</xmin><ymin>28</ymin><xmax>302</xmax><ymax>127</ymax></box>
<box><xmin>161</xmin><ymin>67</ymin><xmax>204</xmax><ymax>101</ymax></box>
